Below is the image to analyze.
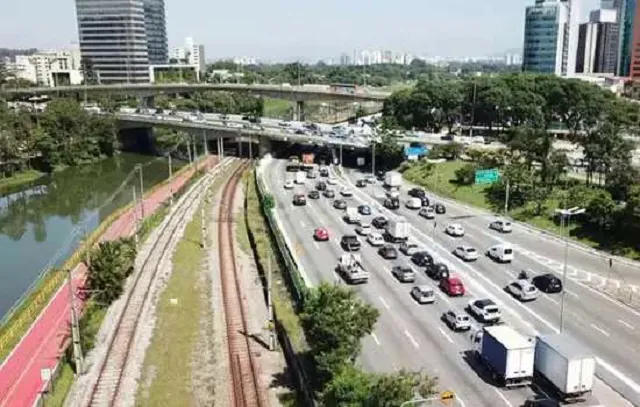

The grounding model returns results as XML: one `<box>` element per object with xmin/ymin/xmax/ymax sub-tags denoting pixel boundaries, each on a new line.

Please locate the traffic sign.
<box><xmin>474</xmin><ymin>168</ymin><xmax>500</xmax><ymax>185</ymax></box>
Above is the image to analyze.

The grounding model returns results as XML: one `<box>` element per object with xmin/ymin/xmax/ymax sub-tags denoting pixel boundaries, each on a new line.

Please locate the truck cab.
<box><xmin>344</xmin><ymin>207</ymin><xmax>361</xmax><ymax>224</ymax></box>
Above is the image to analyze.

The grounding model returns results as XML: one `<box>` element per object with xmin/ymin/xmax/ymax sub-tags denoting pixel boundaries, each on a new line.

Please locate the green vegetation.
<box><xmin>264</xmin><ymin>97</ymin><xmax>292</xmax><ymax>119</ymax></box>
<box><xmin>0</xmin><ymin>169</ymin><xmax>43</xmax><ymax>195</ymax></box>
<box><xmin>86</xmin><ymin>238</ymin><xmax>137</xmax><ymax>306</ymax></box>
<box><xmin>44</xmin><ymin>363</ymin><xmax>75</xmax><ymax>407</ymax></box>
<box><xmin>153</xmin><ymin>91</ymin><xmax>264</xmax><ymax>116</ymax></box>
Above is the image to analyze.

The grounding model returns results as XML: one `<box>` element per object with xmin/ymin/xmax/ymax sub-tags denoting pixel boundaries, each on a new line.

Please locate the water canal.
<box><xmin>0</xmin><ymin>153</ymin><xmax>187</xmax><ymax>319</ymax></box>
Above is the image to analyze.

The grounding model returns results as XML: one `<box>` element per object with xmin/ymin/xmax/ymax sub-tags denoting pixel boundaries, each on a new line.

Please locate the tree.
<box><xmin>375</xmin><ymin>133</ymin><xmax>404</xmax><ymax>170</ymax></box>
<box><xmin>368</xmin><ymin>370</ymin><xmax>437</xmax><ymax>407</ymax></box>
<box><xmin>587</xmin><ymin>190</ymin><xmax>617</xmax><ymax>230</ymax></box>
<box><xmin>321</xmin><ymin>365</ymin><xmax>372</xmax><ymax>407</ymax></box>
<box><xmin>454</xmin><ymin>163</ymin><xmax>477</xmax><ymax>185</ymax></box>
<box><xmin>86</xmin><ymin>238</ymin><xmax>137</xmax><ymax>306</ymax></box>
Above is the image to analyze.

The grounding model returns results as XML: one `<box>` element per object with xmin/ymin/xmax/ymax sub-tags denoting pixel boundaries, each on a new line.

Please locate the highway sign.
<box><xmin>474</xmin><ymin>168</ymin><xmax>500</xmax><ymax>185</ymax></box>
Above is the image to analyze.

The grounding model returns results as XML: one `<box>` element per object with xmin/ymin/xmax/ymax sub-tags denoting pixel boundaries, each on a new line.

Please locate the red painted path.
<box><xmin>0</xmin><ymin>157</ymin><xmax>217</xmax><ymax>407</ymax></box>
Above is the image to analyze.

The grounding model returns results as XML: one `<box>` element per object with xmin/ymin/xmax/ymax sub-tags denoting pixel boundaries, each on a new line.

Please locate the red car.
<box><xmin>314</xmin><ymin>227</ymin><xmax>329</xmax><ymax>241</ymax></box>
<box><xmin>439</xmin><ymin>276</ymin><xmax>465</xmax><ymax>297</ymax></box>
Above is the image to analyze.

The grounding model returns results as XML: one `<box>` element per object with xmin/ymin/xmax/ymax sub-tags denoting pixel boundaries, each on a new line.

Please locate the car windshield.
<box><xmin>485</xmin><ymin>306</ymin><xmax>500</xmax><ymax>314</ymax></box>
<box><xmin>466</xmin><ymin>248</ymin><xmax>476</xmax><ymax>253</ymax></box>
<box><xmin>457</xmin><ymin>315</ymin><xmax>470</xmax><ymax>322</ymax></box>
<box><xmin>504</xmin><ymin>248</ymin><xmax>513</xmax><ymax>254</ymax></box>
<box><xmin>525</xmin><ymin>286</ymin><xmax>536</xmax><ymax>292</ymax></box>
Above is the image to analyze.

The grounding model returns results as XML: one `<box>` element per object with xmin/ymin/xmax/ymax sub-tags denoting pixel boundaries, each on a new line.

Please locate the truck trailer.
<box><xmin>384</xmin><ymin>217</ymin><xmax>410</xmax><ymax>242</ymax></box>
<box><xmin>475</xmin><ymin>325</ymin><xmax>535</xmax><ymax>387</ymax></box>
<box><xmin>384</xmin><ymin>171</ymin><xmax>402</xmax><ymax>189</ymax></box>
<box><xmin>534</xmin><ymin>334</ymin><xmax>595</xmax><ymax>401</ymax></box>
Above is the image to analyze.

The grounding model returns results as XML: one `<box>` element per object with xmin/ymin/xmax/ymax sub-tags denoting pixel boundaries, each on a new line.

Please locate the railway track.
<box><xmin>217</xmin><ymin>162</ymin><xmax>267</xmax><ymax>407</ymax></box>
<box><xmin>85</xmin><ymin>157</ymin><xmax>236</xmax><ymax>407</ymax></box>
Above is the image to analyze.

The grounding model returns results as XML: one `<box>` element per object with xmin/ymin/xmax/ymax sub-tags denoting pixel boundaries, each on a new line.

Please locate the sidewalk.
<box><xmin>0</xmin><ymin>157</ymin><xmax>217</xmax><ymax>407</ymax></box>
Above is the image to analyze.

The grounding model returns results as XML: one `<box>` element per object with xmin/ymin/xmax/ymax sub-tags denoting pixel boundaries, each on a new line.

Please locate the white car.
<box><xmin>487</xmin><ymin>244</ymin><xmax>514</xmax><ymax>263</ymax></box>
<box><xmin>467</xmin><ymin>299</ymin><xmax>501</xmax><ymax>323</ymax></box>
<box><xmin>506</xmin><ymin>280</ymin><xmax>539</xmax><ymax>301</ymax></box>
<box><xmin>443</xmin><ymin>309</ymin><xmax>472</xmax><ymax>331</ymax></box>
<box><xmin>355</xmin><ymin>222</ymin><xmax>372</xmax><ymax>236</ymax></box>
<box><xmin>453</xmin><ymin>246</ymin><xmax>479</xmax><ymax>261</ymax></box>
<box><xmin>411</xmin><ymin>285</ymin><xmax>436</xmax><ymax>304</ymax></box>
<box><xmin>284</xmin><ymin>180</ymin><xmax>294</xmax><ymax>189</ymax></box>
<box><xmin>367</xmin><ymin>233</ymin><xmax>384</xmax><ymax>246</ymax></box>
<box><xmin>327</xmin><ymin>177</ymin><xmax>338</xmax><ymax>185</ymax></box>
<box><xmin>405</xmin><ymin>197</ymin><xmax>421</xmax><ymax>209</ymax></box>
<box><xmin>445</xmin><ymin>224</ymin><xmax>465</xmax><ymax>237</ymax></box>
<box><xmin>489</xmin><ymin>219</ymin><xmax>513</xmax><ymax>233</ymax></box>
<box><xmin>419</xmin><ymin>206</ymin><xmax>435</xmax><ymax>219</ymax></box>
<box><xmin>340</xmin><ymin>187</ymin><xmax>353</xmax><ymax>197</ymax></box>
<box><xmin>399</xmin><ymin>242</ymin><xmax>421</xmax><ymax>256</ymax></box>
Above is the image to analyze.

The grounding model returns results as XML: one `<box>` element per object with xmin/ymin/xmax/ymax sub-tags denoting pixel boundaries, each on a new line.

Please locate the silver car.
<box><xmin>443</xmin><ymin>309</ymin><xmax>472</xmax><ymax>331</ymax></box>
<box><xmin>507</xmin><ymin>280</ymin><xmax>540</xmax><ymax>302</ymax></box>
<box><xmin>411</xmin><ymin>285</ymin><xmax>435</xmax><ymax>304</ymax></box>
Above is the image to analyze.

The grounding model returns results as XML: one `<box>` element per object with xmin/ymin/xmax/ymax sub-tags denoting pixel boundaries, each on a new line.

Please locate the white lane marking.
<box><xmin>590</xmin><ymin>323</ymin><xmax>610</xmax><ymax>337</ymax></box>
<box><xmin>438</xmin><ymin>327</ymin><xmax>454</xmax><ymax>344</ymax></box>
<box><xmin>332</xmin><ymin>237</ymin><xmax>339</xmax><ymax>245</ymax></box>
<box><xmin>494</xmin><ymin>389</ymin><xmax>514</xmax><ymax>407</ymax></box>
<box><xmin>313</xmin><ymin>241</ymin><xmax>320</xmax><ymax>250</ymax></box>
<box><xmin>371</xmin><ymin>333</ymin><xmax>381</xmax><ymax>346</ymax></box>
<box><xmin>404</xmin><ymin>329</ymin><xmax>420</xmax><ymax>349</ymax></box>
<box><xmin>436</xmin><ymin>291</ymin><xmax>452</xmax><ymax>305</ymax></box>
<box><xmin>566</xmin><ymin>289</ymin><xmax>579</xmax><ymax>299</ymax></box>
<box><xmin>597</xmin><ymin>356</ymin><xmax>640</xmax><ymax>393</ymax></box>
<box><xmin>300</xmin><ymin>220</ymin><xmax>306</xmax><ymax>227</ymax></box>
<box><xmin>618</xmin><ymin>319</ymin><xmax>635</xmax><ymax>330</ymax></box>
<box><xmin>379</xmin><ymin>296</ymin><xmax>391</xmax><ymax>310</ymax></box>
<box><xmin>543</xmin><ymin>295</ymin><xmax>559</xmax><ymax>305</ymax></box>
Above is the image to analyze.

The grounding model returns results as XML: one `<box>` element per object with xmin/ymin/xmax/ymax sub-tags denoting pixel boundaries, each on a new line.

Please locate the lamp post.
<box><xmin>555</xmin><ymin>206</ymin><xmax>586</xmax><ymax>333</ymax></box>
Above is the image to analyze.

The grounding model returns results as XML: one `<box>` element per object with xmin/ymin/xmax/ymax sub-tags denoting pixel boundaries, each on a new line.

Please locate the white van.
<box><xmin>344</xmin><ymin>207</ymin><xmax>361</xmax><ymax>224</ymax></box>
<box><xmin>405</xmin><ymin>197</ymin><xmax>421</xmax><ymax>209</ymax></box>
<box><xmin>487</xmin><ymin>244</ymin><xmax>514</xmax><ymax>263</ymax></box>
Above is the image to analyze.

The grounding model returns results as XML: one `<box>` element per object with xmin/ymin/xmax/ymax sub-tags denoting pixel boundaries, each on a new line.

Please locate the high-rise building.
<box><xmin>74</xmin><ymin>0</ymin><xmax>167</xmax><ymax>83</ymax></box>
<box><xmin>7</xmin><ymin>48</ymin><xmax>84</xmax><ymax>86</ymax></box>
<box><xmin>576</xmin><ymin>9</ymin><xmax>618</xmax><ymax>73</ymax></box>
<box><xmin>523</xmin><ymin>0</ymin><xmax>570</xmax><ymax>74</ymax></box>
<box><xmin>169</xmin><ymin>37</ymin><xmax>206</xmax><ymax>74</ymax></box>
<box><xmin>615</xmin><ymin>0</ymin><xmax>634</xmax><ymax>76</ymax></box>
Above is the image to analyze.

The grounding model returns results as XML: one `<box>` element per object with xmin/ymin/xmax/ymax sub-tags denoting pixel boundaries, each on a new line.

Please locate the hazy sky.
<box><xmin>1</xmin><ymin>0</ymin><xmax>599</xmax><ymax>61</ymax></box>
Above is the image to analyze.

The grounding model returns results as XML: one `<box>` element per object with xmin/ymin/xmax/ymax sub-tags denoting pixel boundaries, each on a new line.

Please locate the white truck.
<box><xmin>474</xmin><ymin>325</ymin><xmax>535</xmax><ymax>387</ymax></box>
<box><xmin>336</xmin><ymin>254</ymin><xmax>370</xmax><ymax>284</ymax></box>
<box><xmin>295</xmin><ymin>171</ymin><xmax>306</xmax><ymax>184</ymax></box>
<box><xmin>384</xmin><ymin>171</ymin><xmax>402</xmax><ymax>189</ymax></box>
<box><xmin>534</xmin><ymin>334</ymin><xmax>595</xmax><ymax>401</ymax></box>
<box><xmin>344</xmin><ymin>207</ymin><xmax>361</xmax><ymax>224</ymax></box>
<box><xmin>384</xmin><ymin>217</ymin><xmax>410</xmax><ymax>242</ymax></box>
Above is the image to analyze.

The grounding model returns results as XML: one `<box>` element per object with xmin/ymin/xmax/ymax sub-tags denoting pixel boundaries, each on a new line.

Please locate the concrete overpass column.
<box><xmin>259</xmin><ymin>137</ymin><xmax>272</xmax><ymax>157</ymax></box>
<box><xmin>294</xmin><ymin>100</ymin><xmax>305</xmax><ymax>122</ymax></box>
<box><xmin>140</xmin><ymin>95</ymin><xmax>155</xmax><ymax>108</ymax></box>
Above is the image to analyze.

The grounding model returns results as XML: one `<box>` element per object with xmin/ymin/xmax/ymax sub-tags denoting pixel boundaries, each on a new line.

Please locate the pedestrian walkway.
<box><xmin>0</xmin><ymin>157</ymin><xmax>216</xmax><ymax>407</ymax></box>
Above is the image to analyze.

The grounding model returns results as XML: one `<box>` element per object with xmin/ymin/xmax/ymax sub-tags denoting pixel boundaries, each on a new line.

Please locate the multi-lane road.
<box><xmin>262</xmin><ymin>157</ymin><xmax>639</xmax><ymax>407</ymax></box>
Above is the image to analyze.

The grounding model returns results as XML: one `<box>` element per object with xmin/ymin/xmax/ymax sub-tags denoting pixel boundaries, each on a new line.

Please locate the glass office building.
<box><xmin>618</xmin><ymin>0</ymin><xmax>636</xmax><ymax>76</ymax></box>
<box><xmin>144</xmin><ymin>0</ymin><xmax>168</xmax><ymax>64</ymax></box>
<box><xmin>523</xmin><ymin>0</ymin><xmax>568</xmax><ymax>74</ymax></box>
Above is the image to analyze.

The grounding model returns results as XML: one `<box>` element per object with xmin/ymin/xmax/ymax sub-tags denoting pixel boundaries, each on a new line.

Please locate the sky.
<box><xmin>0</xmin><ymin>0</ymin><xmax>600</xmax><ymax>61</ymax></box>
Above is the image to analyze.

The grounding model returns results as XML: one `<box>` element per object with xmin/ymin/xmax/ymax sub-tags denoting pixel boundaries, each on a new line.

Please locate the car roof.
<box><xmin>449</xmin><ymin>308</ymin><xmax>468</xmax><ymax>316</ymax></box>
<box><xmin>538</xmin><ymin>273</ymin><xmax>558</xmax><ymax>280</ymax></box>
<box><xmin>449</xmin><ymin>223</ymin><xmax>462</xmax><ymax>228</ymax></box>
<box><xmin>415</xmin><ymin>285</ymin><xmax>433</xmax><ymax>292</ymax></box>
<box><xmin>475</xmin><ymin>299</ymin><xmax>496</xmax><ymax>307</ymax></box>
<box><xmin>447</xmin><ymin>276</ymin><xmax>463</xmax><ymax>283</ymax></box>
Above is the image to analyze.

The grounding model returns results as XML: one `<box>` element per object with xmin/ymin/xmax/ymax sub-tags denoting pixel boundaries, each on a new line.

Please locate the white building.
<box><xmin>169</xmin><ymin>37</ymin><xmax>206</xmax><ymax>76</ymax></box>
<box><xmin>6</xmin><ymin>48</ymin><xmax>83</xmax><ymax>86</ymax></box>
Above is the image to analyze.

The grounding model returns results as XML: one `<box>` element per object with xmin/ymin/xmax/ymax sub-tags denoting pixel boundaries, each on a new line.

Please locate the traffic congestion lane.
<box><xmin>266</xmin><ymin>159</ymin><xmax>538</xmax><ymax>407</ymax></box>
<box><xmin>332</xmin><ymin>167</ymin><xmax>640</xmax><ymax>406</ymax></box>
<box><xmin>343</xmin><ymin>168</ymin><xmax>640</xmax><ymax>287</ymax></box>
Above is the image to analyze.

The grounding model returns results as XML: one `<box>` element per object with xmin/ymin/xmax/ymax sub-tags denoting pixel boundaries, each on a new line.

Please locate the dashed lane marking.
<box><xmin>404</xmin><ymin>329</ymin><xmax>420</xmax><ymax>349</ymax></box>
<box><xmin>618</xmin><ymin>319</ymin><xmax>635</xmax><ymax>330</ymax></box>
<box><xmin>494</xmin><ymin>389</ymin><xmax>514</xmax><ymax>407</ymax></box>
<box><xmin>379</xmin><ymin>297</ymin><xmax>391</xmax><ymax>310</ymax></box>
<box><xmin>371</xmin><ymin>333</ymin><xmax>381</xmax><ymax>345</ymax></box>
<box><xmin>438</xmin><ymin>327</ymin><xmax>454</xmax><ymax>344</ymax></box>
<box><xmin>590</xmin><ymin>323</ymin><xmax>611</xmax><ymax>337</ymax></box>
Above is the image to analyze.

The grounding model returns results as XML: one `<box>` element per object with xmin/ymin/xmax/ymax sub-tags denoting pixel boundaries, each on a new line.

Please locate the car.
<box><xmin>408</xmin><ymin>188</ymin><xmax>426</xmax><ymax>198</ymax></box>
<box><xmin>372</xmin><ymin>216</ymin><xmax>388</xmax><ymax>229</ymax></box>
<box><xmin>378</xmin><ymin>244</ymin><xmax>398</xmax><ymax>259</ymax></box>
<box><xmin>284</xmin><ymin>180</ymin><xmax>294</xmax><ymax>189</ymax></box>
<box><xmin>425</xmin><ymin>262</ymin><xmax>450</xmax><ymax>280</ymax></box>
<box><xmin>434</xmin><ymin>203</ymin><xmax>446</xmax><ymax>214</ymax></box>
<box><xmin>399</xmin><ymin>242</ymin><xmax>421</xmax><ymax>256</ymax></box>
<box><xmin>358</xmin><ymin>205</ymin><xmax>372</xmax><ymax>215</ymax></box>
<box><xmin>356</xmin><ymin>179</ymin><xmax>367</xmax><ymax>188</ymax></box>
<box><xmin>411</xmin><ymin>251</ymin><xmax>434</xmax><ymax>267</ymax></box>
<box><xmin>467</xmin><ymin>299</ymin><xmax>501</xmax><ymax>323</ymax></box>
<box><xmin>445</xmin><ymin>224</ymin><xmax>465</xmax><ymax>237</ymax></box>
<box><xmin>327</xmin><ymin>177</ymin><xmax>338</xmax><ymax>185</ymax></box>
<box><xmin>384</xmin><ymin>198</ymin><xmax>400</xmax><ymax>210</ymax></box>
<box><xmin>375</xmin><ymin>170</ymin><xmax>386</xmax><ymax>180</ymax></box>
<box><xmin>314</xmin><ymin>227</ymin><xmax>329</xmax><ymax>241</ymax></box>
<box><xmin>439</xmin><ymin>277</ymin><xmax>465</xmax><ymax>296</ymax></box>
<box><xmin>453</xmin><ymin>246</ymin><xmax>479</xmax><ymax>261</ymax></box>
<box><xmin>365</xmin><ymin>175</ymin><xmax>376</xmax><ymax>184</ymax></box>
<box><xmin>392</xmin><ymin>266</ymin><xmax>416</xmax><ymax>283</ymax></box>
<box><xmin>367</xmin><ymin>233</ymin><xmax>385</xmax><ymax>246</ymax></box>
<box><xmin>411</xmin><ymin>285</ymin><xmax>436</xmax><ymax>304</ymax></box>
<box><xmin>442</xmin><ymin>309</ymin><xmax>471</xmax><ymax>331</ymax></box>
<box><xmin>306</xmin><ymin>170</ymin><xmax>318</xmax><ymax>179</ymax></box>
<box><xmin>420</xmin><ymin>196</ymin><xmax>430</xmax><ymax>207</ymax></box>
<box><xmin>355</xmin><ymin>222</ymin><xmax>372</xmax><ymax>236</ymax></box>
<box><xmin>489</xmin><ymin>219</ymin><xmax>513</xmax><ymax>233</ymax></box>
<box><xmin>532</xmin><ymin>273</ymin><xmax>563</xmax><ymax>293</ymax></box>
<box><xmin>333</xmin><ymin>199</ymin><xmax>347</xmax><ymax>209</ymax></box>
<box><xmin>418</xmin><ymin>206</ymin><xmax>435</xmax><ymax>219</ymax></box>
<box><xmin>324</xmin><ymin>189</ymin><xmax>335</xmax><ymax>198</ymax></box>
<box><xmin>293</xmin><ymin>194</ymin><xmax>307</xmax><ymax>206</ymax></box>
<box><xmin>341</xmin><ymin>235</ymin><xmax>361</xmax><ymax>251</ymax></box>
<box><xmin>405</xmin><ymin>197</ymin><xmax>422</xmax><ymax>209</ymax></box>
<box><xmin>341</xmin><ymin>187</ymin><xmax>353</xmax><ymax>197</ymax></box>
<box><xmin>506</xmin><ymin>280</ymin><xmax>539</xmax><ymax>301</ymax></box>
<box><xmin>487</xmin><ymin>244</ymin><xmax>514</xmax><ymax>263</ymax></box>
<box><xmin>320</xmin><ymin>167</ymin><xmax>329</xmax><ymax>177</ymax></box>
<box><xmin>308</xmin><ymin>190</ymin><xmax>320</xmax><ymax>199</ymax></box>
<box><xmin>316</xmin><ymin>181</ymin><xmax>327</xmax><ymax>191</ymax></box>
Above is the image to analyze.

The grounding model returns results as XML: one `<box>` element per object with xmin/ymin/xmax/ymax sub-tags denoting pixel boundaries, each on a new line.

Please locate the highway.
<box><xmin>261</xmin><ymin>158</ymin><xmax>633</xmax><ymax>407</ymax></box>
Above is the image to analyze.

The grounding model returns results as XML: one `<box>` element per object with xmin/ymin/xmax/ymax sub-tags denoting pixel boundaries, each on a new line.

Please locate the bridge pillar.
<box><xmin>140</xmin><ymin>95</ymin><xmax>155</xmax><ymax>108</ymax></box>
<box><xmin>293</xmin><ymin>100</ymin><xmax>305</xmax><ymax>122</ymax></box>
<box><xmin>259</xmin><ymin>137</ymin><xmax>272</xmax><ymax>157</ymax></box>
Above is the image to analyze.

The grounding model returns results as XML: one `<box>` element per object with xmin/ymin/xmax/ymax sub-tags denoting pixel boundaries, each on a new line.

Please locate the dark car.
<box><xmin>334</xmin><ymin>199</ymin><xmax>348</xmax><ymax>209</ymax></box>
<box><xmin>421</xmin><ymin>196</ymin><xmax>430</xmax><ymax>207</ymax></box>
<box><xmin>293</xmin><ymin>194</ymin><xmax>307</xmax><ymax>206</ymax></box>
<box><xmin>308</xmin><ymin>190</ymin><xmax>320</xmax><ymax>199</ymax></box>
<box><xmin>356</xmin><ymin>179</ymin><xmax>367</xmax><ymax>188</ymax></box>
<box><xmin>435</xmin><ymin>203</ymin><xmax>446</xmax><ymax>214</ymax></box>
<box><xmin>384</xmin><ymin>198</ymin><xmax>400</xmax><ymax>210</ymax></box>
<box><xmin>441</xmin><ymin>134</ymin><xmax>454</xmax><ymax>141</ymax></box>
<box><xmin>411</xmin><ymin>251</ymin><xmax>434</xmax><ymax>267</ymax></box>
<box><xmin>358</xmin><ymin>205</ymin><xmax>372</xmax><ymax>216</ymax></box>
<box><xmin>426</xmin><ymin>262</ymin><xmax>450</xmax><ymax>280</ymax></box>
<box><xmin>324</xmin><ymin>189</ymin><xmax>335</xmax><ymax>198</ymax></box>
<box><xmin>372</xmin><ymin>216</ymin><xmax>388</xmax><ymax>229</ymax></box>
<box><xmin>320</xmin><ymin>167</ymin><xmax>329</xmax><ymax>177</ymax></box>
<box><xmin>532</xmin><ymin>273</ymin><xmax>563</xmax><ymax>293</ymax></box>
<box><xmin>376</xmin><ymin>170</ymin><xmax>386</xmax><ymax>180</ymax></box>
<box><xmin>341</xmin><ymin>235</ymin><xmax>361</xmax><ymax>251</ymax></box>
<box><xmin>378</xmin><ymin>244</ymin><xmax>398</xmax><ymax>259</ymax></box>
<box><xmin>408</xmin><ymin>188</ymin><xmax>426</xmax><ymax>198</ymax></box>
<box><xmin>316</xmin><ymin>181</ymin><xmax>327</xmax><ymax>191</ymax></box>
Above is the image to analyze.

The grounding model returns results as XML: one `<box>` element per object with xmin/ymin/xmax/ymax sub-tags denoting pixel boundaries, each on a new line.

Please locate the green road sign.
<box><xmin>475</xmin><ymin>168</ymin><xmax>500</xmax><ymax>185</ymax></box>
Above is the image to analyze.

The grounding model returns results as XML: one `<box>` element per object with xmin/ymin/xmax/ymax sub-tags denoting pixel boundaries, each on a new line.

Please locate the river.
<box><xmin>0</xmin><ymin>153</ymin><xmax>186</xmax><ymax>319</ymax></box>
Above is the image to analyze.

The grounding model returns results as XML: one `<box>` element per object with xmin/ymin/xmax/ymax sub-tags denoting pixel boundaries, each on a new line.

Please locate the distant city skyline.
<box><xmin>0</xmin><ymin>0</ymin><xmax>600</xmax><ymax>61</ymax></box>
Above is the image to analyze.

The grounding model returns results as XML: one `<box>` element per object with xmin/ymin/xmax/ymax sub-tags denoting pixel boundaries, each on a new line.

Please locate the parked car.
<box><xmin>293</xmin><ymin>194</ymin><xmax>307</xmax><ymax>206</ymax></box>
<box><xmin>419</xmin><ymin>206</ymin><xmax>435</xmax><ymax>219</ymax></box>
<box><xmin>399</xmin><ymin>242</ymin><xmax>421</xmax><ymax>256</ymax></box>
<box><xmin>392</xmin><ymin>266</ymin><xmax>416</xmax><ymax>283</ymax></box>
<box><xmin>467</xmin><ymin>299</ymin><xmax>501</xmax><ymax>323</ymax></box>
<box><xmin>408</xmin><ymin>188</ymin><xmax>426</xmax><ymax>198</ymax></box>
<box><xmin>333</xmin><ymin>199</ymin><xmax>347</xmax><ymax>209</ymax></box>
<box><xmin>453</xmin><ymin>246</ymin><xmax>479</xmax><ymax>261</ymax></box>
<box><xmin>426</xmin><ymin>262</ymin><xmax>450</xmax><ymax>280</ymax></box>
<box><xmin>324</xmin><ymin>189</ymin><xmax>335</xmax><ymax>198</ymax></box>
<box><xmin>489</xmin><ymin>218</ymin><xmax>513</xmax><ymax>233</ymax></box>
<box><xmin>372</xmin><ymin>216</ymin><xmax>388</xmax><ymax>229</ymax></box>
<box><xmin>411</xmin><ymin>251</ymin><xmax>434</xmax><ymax>267</ymax></box>
<box><xmin>378</xmin><ymin>244</ymin><xmax>398</xmax><ymax>259</ymax></box>
<box><xmin>358</xmin><ymin>205</ymin><xmax>372</xmax><ymax>215</ymax></box>
<box><xmin>308</xmin><ymin>190</ymin><xmax>320</xmax><ymax>199</ymax></box>
<box><xmin>445</xmin><ymin>224</ymin><xmax>465</xmax><ymax>237</ymax></box>
<box><xmin>355</xmin><ymin>222</ymin><xmax>372</xmax><ymax>236</ymax></box>
<box><xmin>367</xmin><ymin>233</ymin><xmax>384</xmax><ymax>247</ymax></box>
<box><xmin>506</xmin><ymin>280</ymin><xmax>539</xmax><ymax>301</ymax></box>
<box><xmin>313</xmin><ymin>227</ymin><xmax>329</xmax><ymax>241</ymax></box>
<box><xmin>532</xmin><ymin>273</ymin><xmax>563</xmax><ymax>293</ymax></box>
<box><xmin>443</xmin><ymin>309</ymin><xmax>472</xmax><ymax>331</ymax></box>
<box><xmin>487</xmin><ymin>244</ymin><xmax>514</xmax><ymax>263</ymax></box>
<box><xmin>411</xmin><ymin>285</ymin><xmax>436</xmax><ymax>304</ymax></box>
<box><xmin>439</xmin><ymin>277</ymin><xmax>465</xmax><ymax>296</ymax></box>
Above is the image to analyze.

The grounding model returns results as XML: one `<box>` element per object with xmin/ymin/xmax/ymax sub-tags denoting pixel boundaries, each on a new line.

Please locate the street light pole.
<box><xmin>136</xmin><ymin>164</ymin><xmax>144</xmax><ymax>218</ymax></box>
<box><xmin>371</xmin><ymin>142</ymin><xmax>376</xmax><ymax>176</ymax></box>
<box><xmin>168</xmin><ymin>154</ymin><xmax>174</xmax><ymax>207</ymax></box>
<box><xmin>504</xmin><ymin>179</ymin><xmax>510</xmax><ymax>215</ymax></box>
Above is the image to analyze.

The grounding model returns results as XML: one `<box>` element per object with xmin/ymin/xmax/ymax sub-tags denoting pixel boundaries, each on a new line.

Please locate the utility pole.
<box><xmin>249</xmin><ymin>137</ymin><xmax>253</xmax><ymax>162</ymax></box>
<box><xmin>559</xmin><ymin>213</ymin><xmax>568</xmax><ymax>332</ymax></box>
<box><xmin>68</xmin><ymin>268</ymin><xmax>84</xmax><ymax>375</ymax></box>
<box><xmin>339</xmin><ymin>141</ymin><xmax>343</xmax><ymax>169</ymax></box>
<box><xmin>200</xmin><ymin>181</ymin><xmax>207</xmax><ymax>249</ymax></box>
<box><xmin>187</xmin><ymin>137</ymin><xmax>192</xmax><ymax>165</ymax></box>
<box><xmin>193</xmin><ymin>136</ymin><xmax>198</xmax><ymax>171</ymax></box>
<box><xmin>132</xmin><ymin>186</ymin><xmax>140</xmax><ymax>248</ymax></box>
<box><xmin>136</xmin><ymin>164</ymin><xmax>145</xmax><ymax>219</ymax></box>
<box><xmin>168</xmin><ymin>154</ymin><xmax>174</xmax><ymax>207</ymax></box>
<box><xmin>371</xmin><ymin>142</ymin><xmax>376</xmax><ymax>176</ymax></box>
<box><xmin>504</xmin><ymin>179</ymin><xmax>510</xmax><ymax>215</ymax></box>
<box><xmin>267</xmin><ymin>254</ymin><xmax>275</xmax><ymax>351</ymax></box>
<box><xmin>220</xmin><ymin>137</ymin><xmax>225</xmax><ymax>160</ymax></box>
<box><xmin>202</xmin><ymin>129</ymin><xmax>208</xmax><ymax>170</ymax></box>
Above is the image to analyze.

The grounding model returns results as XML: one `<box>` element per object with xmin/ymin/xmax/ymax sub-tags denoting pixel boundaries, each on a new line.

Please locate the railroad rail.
<box><xmin>85</xmin><ymin>157</ymin><xmax>235</xmax><ymax>406</ymax></box>
<box><xmin>217</xmin><ymin>162</ymin><xmax>267</xmax><ymax>407</ymax></box>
